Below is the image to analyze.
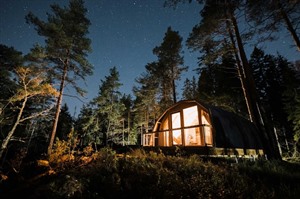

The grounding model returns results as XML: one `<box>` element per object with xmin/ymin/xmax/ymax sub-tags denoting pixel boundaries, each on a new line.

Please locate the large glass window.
<box><xmin>183</xmin><ymin>106</ymin><xmax>199</xmax><ymax>127</ymax></box>
<box><xmin>164</xmin><ymin>106</ymin><xmax>213</xmax><ymax>147</ymax></box>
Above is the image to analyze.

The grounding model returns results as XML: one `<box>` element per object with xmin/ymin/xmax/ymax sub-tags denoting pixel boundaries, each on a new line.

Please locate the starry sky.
<box><xmin>0</xmin><ymin>0</ymin><xmax>299</xmax><ymax>117</ymax></box>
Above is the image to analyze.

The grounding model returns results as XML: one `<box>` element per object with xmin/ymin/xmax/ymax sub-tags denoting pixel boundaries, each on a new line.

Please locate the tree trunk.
<box><xmin>277</xmin><ymin>0</ymin><xmax>300</xmax><ymax>52</ymax></box>
<box><xmin>172</xmin><ymin>79</ymin><xmax>177</xmax><ymax>103</ymax></box>
<box><xmin>226</xmin><ymin>20</ymin><xmax>253</xmax><ymax>122</ymax></box>
<box><xmin>47</xmin><ymin>61</ymin><xmax>68</xmax><ymax>156</ymax></box>
<box><xmin>228</xmin><ymin>7</ymin><xmax>281</xmax><ymax>159</ymax></box>
<box><xmin>230</xmin><ymin>12</ymin><xmax>259</xmax><ymax>125</ymax></box>
<box><xmin>171</xmin><ymin>64</ymin><xmax>177</xmax><ymax>103</ymax></box>
<box><xmin>0</xmin><ymin>97</ymin><xmax>27</xmax><ymax>159</ymax></box>
<box><xmin>145</xmin><ymin>108</ymin><xmax>149</xmax><ymax>133</ymax></box>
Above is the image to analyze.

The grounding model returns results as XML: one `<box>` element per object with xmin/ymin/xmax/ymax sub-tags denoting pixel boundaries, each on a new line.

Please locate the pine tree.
<box><xmin>120</xmin><ymin>94</ymin><xmax>133</xmax><ymax>145</ymax></box>
<box><xmin>56</xmin><ymin>103</ymin><xmax>73</xmax><ymax>141</ymax></box>
<box><xmin>0</xmin><ymin>58</ymin><xmax>58</xmax><ymax>159</ymax></box>
<box><xmin>75</xmin><ymin>103</ymin><xmax>100</xmax><ymax>148</ymax></box>
<box><xmin>167</xmin><ymin>0</ymin><xmax>281</xmax><ymax>158</ymax></box>
<box><xmin>247</xmin><ymin>0</ymin><xmax>300</xmax><ymax>51</ymax></box>
<box><xmin>0</xmin><ymin>45</ymin><xmax>23</xmax><ymax>139</ymax></box>
<box><xmin>282</xmin><ymin>61</ymin><xmax>300</xmax><ymax>157</ymax></box>
<box><xmin>133</xmin><ymin>68</ymin><xmax>160</xmax><ymax>137</ymax></box>
<box><xmin>26</xmin><ymin>0</ymin><xmax>93</xmax><ymax>155</ymax></box>
<box><xmin>152</xmin><ymin>27</ymin><xmax>187</xmax><ymax>108</ymax></box>
<box><xmin>182</xmin><ymin>76</ymin><xmax>198</xmax><ymax>100</ymax></box>
<box><xmin>93</xmin><ymin>67</ymin><xmax>126</xmax><ymax>146</ymax></box>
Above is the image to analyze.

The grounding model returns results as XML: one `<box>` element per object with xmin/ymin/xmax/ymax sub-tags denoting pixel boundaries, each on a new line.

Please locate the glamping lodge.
<box><xmin>142</xmin><ymin>100</ymin><xmax>264</xmax><ymax>157</ymax></box>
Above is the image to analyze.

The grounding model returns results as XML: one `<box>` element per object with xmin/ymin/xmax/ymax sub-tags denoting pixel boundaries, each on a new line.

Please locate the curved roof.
<box><xmin>204</xmin><ymin>102</ymin><xmax>263</xmax><ymax>149</ymax></box>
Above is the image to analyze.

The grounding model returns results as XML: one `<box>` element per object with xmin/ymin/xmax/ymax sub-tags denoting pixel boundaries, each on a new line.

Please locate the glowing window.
<box><xmin>173</xmin><ymin>129</ymin><xmax>182</xmax><ymax>145</ymax></box>
<box><xmin>172</xmin><ymin>112</ymin><xmax>181</xmax><ymax>129</ymax></box>
<box><xmin>183</xmin><ymin>106</ymin><xmax>199</xmax><ymax>127</ymax></box>
<box><xmin>184</xmin><ymin>127</ymin><xmax>201</xmax><ymax>146</ymax></box>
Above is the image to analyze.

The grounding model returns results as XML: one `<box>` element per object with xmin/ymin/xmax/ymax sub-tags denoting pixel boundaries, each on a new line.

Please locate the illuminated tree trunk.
<box><xmin>48</xmin><ymin>61</ymin><xmax>68</xmax><ymax>155</ymax></box>
<box><xmin>1</xmin><ymin>65</ymin><xmax>57</xmax><ymax>159</ymax></box>
<box><xmin>0</xmin><ymin>97</ymin><xmax>27</xmax><ymax>159</ymax></box>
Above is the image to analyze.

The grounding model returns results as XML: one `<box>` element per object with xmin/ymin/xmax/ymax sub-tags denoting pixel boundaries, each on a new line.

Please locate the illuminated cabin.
<box><xmin>142</xmin><ymin>100</ymin><xmax>264</xmax><ymax>157</ymax></box>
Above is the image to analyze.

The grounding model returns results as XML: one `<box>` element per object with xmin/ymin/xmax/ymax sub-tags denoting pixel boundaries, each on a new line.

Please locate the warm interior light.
<box><xmin>183</xmin><ymin>106</ymin><xmax>199</xmax><ymax>126</ymax></box>
<box><xmin>172</xmin><ymin>112</ymin><xmax>181</xmax><ymax>128</ymax></box>
<box><xmin>172</xmin><ymin>130</ymin><xmax>182</xmax><ymax>145</ymax></box>
<box><xmin>155</xmin><ymin>105</ymin><xmax>213</xmax><ymax>147</ymax></box>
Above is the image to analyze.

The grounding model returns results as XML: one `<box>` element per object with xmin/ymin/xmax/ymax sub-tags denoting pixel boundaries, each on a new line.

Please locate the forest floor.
<box><xmin>1</xmin><ymin>147</ymin><xmax>300</xmax><ymax>199</ymax></box>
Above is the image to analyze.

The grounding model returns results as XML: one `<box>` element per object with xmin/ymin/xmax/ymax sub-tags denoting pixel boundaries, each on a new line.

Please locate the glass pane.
<box><xmin>172</xmin><ymin>112</ymin><xmax>181</xmax><ymax>129</ymax></box>
<box><xmin>184</xmin><ymin>127</ymin><xmax>201</xmax><ymax>146</ymax></box>
<box><xmin>172</xmin><ymin>130</ymin><xmax>182</xmax><ymax>145</ymax></box>
<box><xmin>183</xmin><ymin>106</ymin><xmax>199</xmax><ymax>127</ymax></box>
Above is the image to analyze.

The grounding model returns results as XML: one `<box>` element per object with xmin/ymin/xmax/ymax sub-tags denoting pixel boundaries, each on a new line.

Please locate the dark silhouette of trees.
<box><xmin>249</xmin><ymin>47</ymin><xmax>299</xmax><ymax>156</ymax></box>
<box><xmin>152</xmin><ymin>27</ymin><xmax>187</xmax><ymax>109</ymax></box>
<box><xmin>165</xmin><ymin>0</ymin><xmax>283</xmax><ymax>159</ymax></box>
<box><xmin>56</xmin><ymin>103</ymin><xmax>73</xmax><ymax>141</ymax></box>
<box><xmin>247</xmin><ymin>0</ymin><xmax>300</xmax><ymax>51</ymax></box>
<box><xmin>182</xmin><ymin>76</ymin><xmax>198</xmax><ymax>100</ymax></box>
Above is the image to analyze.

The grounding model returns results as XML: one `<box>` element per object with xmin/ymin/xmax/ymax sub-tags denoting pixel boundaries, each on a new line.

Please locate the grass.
<box><xmin>1</xmin><ymin>147</ymin><xmax>300</xmax><ymax>199</ymax></box>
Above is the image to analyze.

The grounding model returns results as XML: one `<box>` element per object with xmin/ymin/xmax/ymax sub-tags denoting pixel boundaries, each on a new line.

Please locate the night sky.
<box><xmin>0</xmin><ymin>0</ymin><xmax>299</xmax><ymax>116</ymax></box>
